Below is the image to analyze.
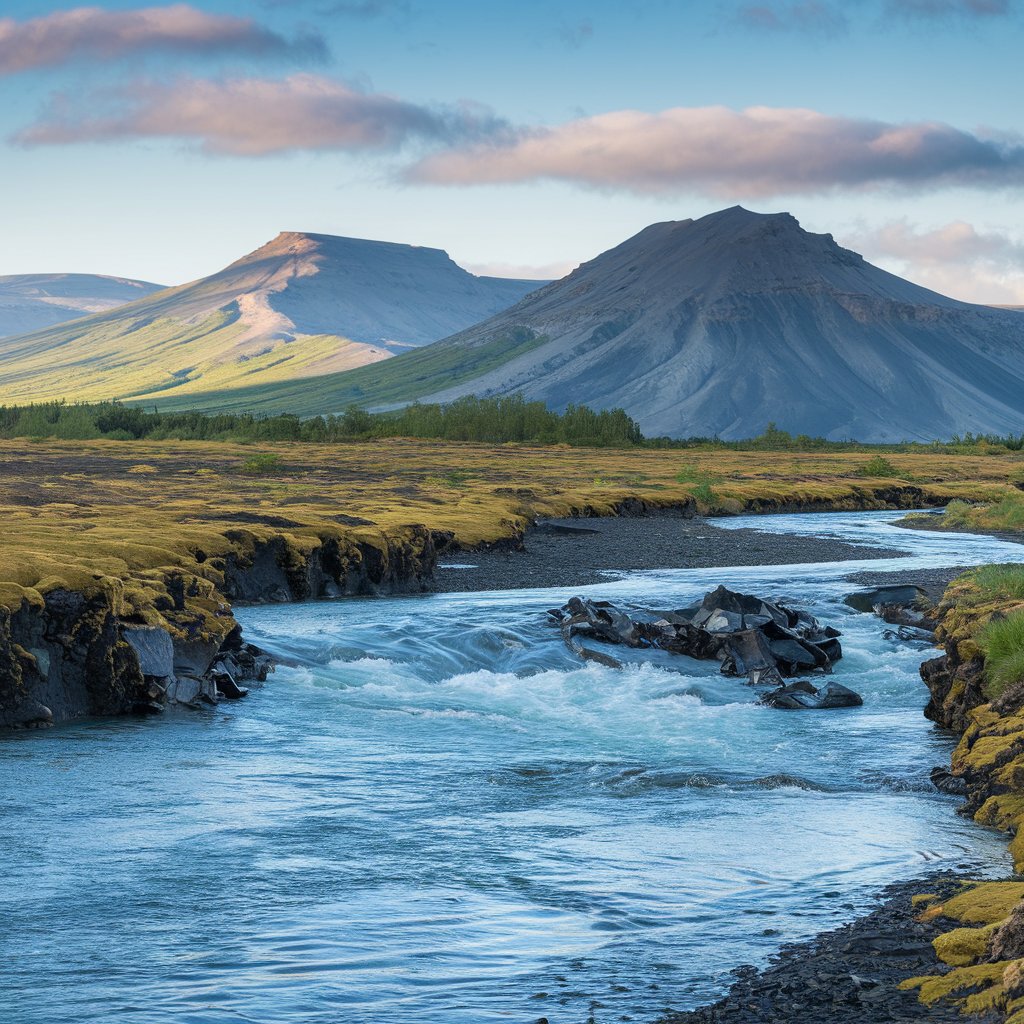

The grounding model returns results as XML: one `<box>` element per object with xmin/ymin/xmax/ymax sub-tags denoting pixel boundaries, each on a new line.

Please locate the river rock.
<box><xmin>929</xmin><ymin>766</ymin><xmax>968</xmax><ymax>796</ymax></box>
<box><xmin>845</xmin><ymin>585</ymin><xmax>928</xmax><ymax>613</ymax></box>
<box><xmin>760</xmin><ymin>680</ymin><xmax>863</xmax><ymax>710</ymax></box>
<box><xmin>550</xmin><ymin>586</ymin><xmax>843</xmax><ymax>683</ymax></box>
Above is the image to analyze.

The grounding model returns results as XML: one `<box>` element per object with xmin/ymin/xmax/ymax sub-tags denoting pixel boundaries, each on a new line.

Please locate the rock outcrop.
<box><xmin>0</xmin><ymin>525</ymin><xmax>442</xmax><ymax>729</ymax></box>
<box><xmin>549</xmin><ymin>587</ymin><xmax>852</xmax><ymax>704</ymax></box>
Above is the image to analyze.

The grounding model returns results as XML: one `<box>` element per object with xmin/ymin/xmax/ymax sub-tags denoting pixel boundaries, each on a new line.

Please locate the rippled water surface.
<box><xmin>3</xmin><ymin>512</ymin><xmax>1024</xmax><ymax>1024</ymax></box>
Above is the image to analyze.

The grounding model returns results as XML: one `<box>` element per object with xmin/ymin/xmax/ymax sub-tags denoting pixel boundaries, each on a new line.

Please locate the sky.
<box><xmin>1</xmin><ymin>0</ymin><xmax>1023</xmax><ymax>302</ymax></box>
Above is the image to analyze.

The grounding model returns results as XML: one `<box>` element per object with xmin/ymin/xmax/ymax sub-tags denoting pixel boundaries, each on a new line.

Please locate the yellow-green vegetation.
<box><xmin>0</xmin><ymin>305</ymin><xmax>379</xmax><ymax>407</ymax></box>
<box><xmin>982</xmin><ymin>614</ymin><xmax>1024</xmax><ymax>699</ymax></box>
<box><xmin>1</xmin><ymin>435</ymin><xmax>1021</xmax><ymax>608</ymax></box>
<box><xmin>0</xmin><ymin>437</ymin><xmax>1020</xmax><ymax>680</ymax></box>
<box><xmin>934</xmin><ymin>565</ymin><xmax>1024</xmax><ymax>665</ymax></box>
<box><xmin>903</xmin><ymin>884</ymin><xmax>1024</xmax><ymax>1019</ymax></box>
<box><xmin>903</xmin><ymin>491</ymin><xmax>1024</xmax><ymax>535</ymax></box>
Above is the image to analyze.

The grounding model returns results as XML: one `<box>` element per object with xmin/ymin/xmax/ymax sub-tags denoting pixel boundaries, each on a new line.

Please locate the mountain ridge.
<box><xmin>0</xmin><ymin>273</ymin><xmax>164</xmax><ymax>339</ymax></box>
<box><xmin>0</xmin><ymin>232</ymin><xmax>543</xmax><ymax>406</ymax></box>
<box><xmin>221</xmin><ymin>206</ymin><xmax>1020</xmax><ymax>442</ymax></box>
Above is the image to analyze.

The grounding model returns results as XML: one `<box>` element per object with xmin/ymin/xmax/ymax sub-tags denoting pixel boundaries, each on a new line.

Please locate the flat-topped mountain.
<box><xmin>0</xmin><ymin>273</ymin><xmax>163</xmax><ymax>338</ymax></box>
<box><xmin>0</xmin><ymin>232</ymin><xmax>541</xmax><ymax>406</ymax></box>
<box><xmin>254</xmin><ymin>206</ymin><xmax>1024</xmax><ymax>441</ymax></box>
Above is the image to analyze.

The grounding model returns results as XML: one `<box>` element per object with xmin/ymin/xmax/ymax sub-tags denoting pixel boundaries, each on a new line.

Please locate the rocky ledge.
<box><xmin>0</xmin><ymin>526</ymin><xmax>444</xmax><ymax>729</ymax></box>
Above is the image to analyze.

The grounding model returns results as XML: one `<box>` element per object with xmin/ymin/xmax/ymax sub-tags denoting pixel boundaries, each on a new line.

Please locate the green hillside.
<box><xmin>130</xmin><ymin>326</ymin><xmax>546</xmax><ymax>414</ymax></box>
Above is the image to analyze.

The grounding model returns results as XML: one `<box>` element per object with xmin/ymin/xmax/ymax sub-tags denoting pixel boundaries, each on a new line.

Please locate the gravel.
<box><xmin>657</xmin><ymin>875</ymin><xmax>978</xmax><ymax>1024</ymax></box>
<box><xmin>433</xmin><ymin>513</ymin><xmax>908</xmax><ymax>593</ymax></box>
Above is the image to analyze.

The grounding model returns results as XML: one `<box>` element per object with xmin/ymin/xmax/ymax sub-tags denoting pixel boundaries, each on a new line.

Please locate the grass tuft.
<box><xmin>980</xmin><ymin>611</ymin><xmax>1024</xmax><ymax>698</ymax></box>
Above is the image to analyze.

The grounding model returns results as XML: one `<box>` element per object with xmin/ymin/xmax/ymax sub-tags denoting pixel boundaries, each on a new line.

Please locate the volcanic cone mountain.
<box><xmin>237</xmin><ymin>206</ymin><xmax>1023</xmax><ymax>441</ymax></box>
<box><xmin>0</xmin><ymin>232</ymin><xmax>540</xmax><ymax>406</ymax></box>
<box><xmin>0</xmin><ymin>274</ymin><xmax>164</xmax><ymax>338</ymax></box>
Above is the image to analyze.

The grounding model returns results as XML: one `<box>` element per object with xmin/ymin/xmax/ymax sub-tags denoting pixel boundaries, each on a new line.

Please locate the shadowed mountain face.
<box><xmin>0</xmin><ymin>233</ymin><xmax>542</xmax><ymax>406</ymax></box>
<box><xmin>0</xmin><ymin>274</ymin><xmax>164</xmax><ymax>338</ymax></box>
<box><xmin>255</xmin><ymin>207</ymin><xmax>1022</xmax><ymax>441</ymax></box>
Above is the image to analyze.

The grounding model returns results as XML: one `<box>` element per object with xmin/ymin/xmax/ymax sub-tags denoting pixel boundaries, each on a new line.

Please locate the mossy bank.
<box><xmin>1</xmin><ymin>437</ymin><xmax>1022</xmax><ymax>730</ymax></box>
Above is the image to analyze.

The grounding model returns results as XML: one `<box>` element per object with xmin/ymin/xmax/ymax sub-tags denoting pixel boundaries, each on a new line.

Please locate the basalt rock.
<box><xmin>759</xmin><ymin>680</ymin><xmax>864</xmax><ymax>710</ymax></box>
<box><xmin>549</xmin><ymin>586</ymin><xmax>844</xmax><ymax>686</ymax></box>
<box><xmin>2</xmin><ymin>525</ymin><xmax>441</xmax><ymax>729</ymax></box>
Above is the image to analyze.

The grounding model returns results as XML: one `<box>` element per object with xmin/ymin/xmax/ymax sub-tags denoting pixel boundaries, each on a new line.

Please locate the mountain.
<box><xmin>184</xmin><ymin>207</ymin><xmax>1023</xmax><ymax>441</ymax></box>
<box><xmin>0</xmin><ymin>232</ymin><xmax>541</xmax><ymax>406</ymax></box>
<box><xmin>0</xmin><ymin>273</ymin><xmax>163</xmax><ymax>338</ymax></box>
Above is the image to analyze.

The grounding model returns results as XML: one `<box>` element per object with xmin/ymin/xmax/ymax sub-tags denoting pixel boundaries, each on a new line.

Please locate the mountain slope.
<box><xmin>0</xmin><ymin>233</ymin><xmax>541</xmax><ymax>405</ymax></box>
<box><xmin>175</xmin><ymin>207</ymin><xmax>1024</xmax><ymax>441</ymax></box>
<box><xmin>0</xmin><ymin>274</ymin><xmax>163</xmax><ymax>338</ymax></box>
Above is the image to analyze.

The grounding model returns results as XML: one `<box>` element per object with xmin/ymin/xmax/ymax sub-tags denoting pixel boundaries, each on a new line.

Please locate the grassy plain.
<box><xmin>1</xmin><ymin>436</ymin><xmax>1022</xmax><ymax>616</ymax></box>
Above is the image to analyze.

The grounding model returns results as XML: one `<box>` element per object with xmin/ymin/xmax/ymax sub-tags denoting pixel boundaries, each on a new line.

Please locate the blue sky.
<box><xmin>2</xmin><ymin>0</ymin><xmax>1022</xmax><ymax>301</ymax></box>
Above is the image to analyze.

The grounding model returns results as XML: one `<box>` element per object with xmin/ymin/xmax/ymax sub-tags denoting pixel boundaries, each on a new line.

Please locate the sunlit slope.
<box><xmin>0</xmin><ymin>232</ymin><xmax>542</xmax><ymax>406</ymax></box>
<box><xmin>129</xmin><ymin>207</ymin><xmax>1024</xmax><ymax>440</ymax></box>
<box><xmin>0</xmin><ymin>273</ymin><xmax>163</xmax><ymax>338</ymax></box>
<box><xmin>137</xmin><ymin>326</ymin><xmax>549</xmax><ymax>414</ymax></box>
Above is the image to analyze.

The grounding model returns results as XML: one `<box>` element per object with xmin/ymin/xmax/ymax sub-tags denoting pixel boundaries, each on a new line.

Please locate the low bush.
<box><xmin>859</xmin><ymin>455</ymin><xmax>901</xmax><ymax>478</ymax></box>
<box><xmin>238</xmin><ymin>452</ymin><xmax>285</xmax><ymax>475</ymax></box>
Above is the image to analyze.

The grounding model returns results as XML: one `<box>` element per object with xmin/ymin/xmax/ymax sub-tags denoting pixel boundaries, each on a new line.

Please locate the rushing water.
<box><xmin>3</xmin><ymin>512</ymin><xmax>1024</xmax><ymax>1024</ymax></box>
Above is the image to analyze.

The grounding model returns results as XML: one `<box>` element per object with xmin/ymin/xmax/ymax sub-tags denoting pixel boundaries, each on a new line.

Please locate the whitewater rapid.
<box><xmin>3</xmin><ymin>511</ymin><xmax>1024</xmax><ymax>1024</ymax></box>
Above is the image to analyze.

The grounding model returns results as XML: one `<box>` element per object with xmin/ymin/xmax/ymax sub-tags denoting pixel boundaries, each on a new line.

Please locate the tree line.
<box><xmin>0</xmin><ymin>401</ymin><xmax>1020</xmax><ymax>452</ymax></box>
<box><xmin>0</xmin><ymin>396</ymin><xmax>644</xmax><ymax>448</ymax></box>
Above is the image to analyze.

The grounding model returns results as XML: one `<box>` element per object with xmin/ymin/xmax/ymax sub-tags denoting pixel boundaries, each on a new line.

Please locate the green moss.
<box><xmin>934</xmin><ymin>924</ymin><xmax>998</xmax><ymax>966</ymax></box>
<box><xmin>937</xmin><ymin>882</ymin><xmax>1024</xmax><ymax>926</ymax></box>
<box><xmin>902</xmin><ymin>962</ymin><xmax>1008</xmax><ymax>1006</ymax></box>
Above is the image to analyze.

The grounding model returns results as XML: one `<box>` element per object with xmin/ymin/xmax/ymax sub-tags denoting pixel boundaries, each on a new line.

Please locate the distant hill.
<box><xmin>0</xmin><ymin>274</ymin><xmax>163</xmax><ymax>338</ymax></box>
<box><xmin>184</xmin><ymin>207</ymin><xmax>1024</xmax><ymax>442</ymax></box>
<box><xmin>0</xmin><ymin>232</ymin><xmax>542</xmax><ymax>406</ymax></box>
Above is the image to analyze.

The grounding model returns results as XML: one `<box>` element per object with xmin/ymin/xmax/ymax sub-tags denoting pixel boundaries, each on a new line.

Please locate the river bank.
<box><xmin>660</xmin><ymin>875</ymin><xmax>972</xmax><ymax>1024</ymax></box>
<box><xmin>432</xmin><ymin>512</ymin><xmax>908</xmax><ymax>593</ymax></box>
<box><xmin>9</xmin><ymin>430</ymin><xmax>1016</xmax><ymax>730</ymax></box>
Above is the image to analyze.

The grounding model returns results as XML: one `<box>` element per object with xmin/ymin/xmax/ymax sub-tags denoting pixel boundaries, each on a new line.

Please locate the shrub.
<box><xmin>238</xmin><ymin>452</ymin><xmax>285</xmax><ymax>475</ymax></box>
<box><xmin>942</xmin><ymin>499</ymin><xmax>977</xmax><ymax>529</ymax></box>
<box><xmin>692</xmin><ymin>481</ymin><xmax>718</xmax><ymax>508</ymax></box>
<box><xmin>860</xmin><ymin>455</ymin><xmax>901</xmax><ymax>478</ymax></box>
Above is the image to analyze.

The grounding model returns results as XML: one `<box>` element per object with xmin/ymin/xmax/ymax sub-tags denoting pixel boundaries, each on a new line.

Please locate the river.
<box><xmin>3</xmin><ymin>511</ymin><xmax>1024</xmax><ymax>1024</ymax></box>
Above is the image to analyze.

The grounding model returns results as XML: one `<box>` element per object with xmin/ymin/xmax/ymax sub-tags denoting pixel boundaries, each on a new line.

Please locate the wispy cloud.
<box><xmin>851</xmin><ymin>219</ymin><xmax>1024</xmax><ymax>303</ymax></box>
<box><xmin>13</xmin><ymin>73</ymin><xmax>508</xmax><ymax>156</ymax></box>
<box><xmin>732</xmin><ymin>0</ymin><xmax>1012</xmax><ymax>32</ymax></box>
<box><xmin>406</xmin><ymin>106</ymin><xmax>1024</xmax><ymax>197</ymax></box>
<box><xmin>0</xmin><ymin>4</ymin><xmax>325</xmax><ymax>76</ymax></box>
<box><xmin>884</xmin><ymin>0</ymin><xmax>1011</xmax><ymax>18</ymax></box>
<box><xmin>464</xmin><ymin>259</ymin><xmax>575</xmax><ymax>281</ymax></box>
<box><xmin>318</xmin><ymin>0</ymin><xmax>411</xmax><ymax>17</ymax></box>
<box><xmin>735</xmin><ymin>2</ymin><xmax>849</xmax><ymax>35</ymax></box>
<box><xmin>557</xmin><ymin>19</ymin><xmax>595</xmax><ymax>48</ymax></box>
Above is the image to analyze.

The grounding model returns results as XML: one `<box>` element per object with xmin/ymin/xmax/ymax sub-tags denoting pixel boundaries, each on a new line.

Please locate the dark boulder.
<box><xmin>929</xmin><ymin>766</ymin><xmax>968</xmax><ymax>797</ymax></box>
<box><xmin>550</xmin><ymin>586</ymin><xmax>843</xmax><ymax>685</ymax></box>
<box><xmin>844</xmin><ymin>585</ymin><xmax>928</xmax><ymax>614</ymax></box>
<box><xmin>760</xmin><ymin>680</ymin><xmax>863</xmax><ymax>710</ymax></box>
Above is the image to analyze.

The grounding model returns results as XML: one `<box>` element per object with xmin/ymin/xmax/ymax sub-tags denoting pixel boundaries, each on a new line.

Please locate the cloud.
<box><xmin>884</xmin><ymin>0</ymin><xmax>1011</xmax><ymax>17</ymax></box>
<box><xmin>851</xmin><ymin>219</ymin><xmax>1024</xmax><ymax>303</ymax></box>
<box><xmin>735</xmin><ymin>2</ymin><xmax>849</xmax><ymax>34</ymax></box>
<box><xmin>406</xmin><ymin>106</ymin><xmax>1024</xmax><ymax>198</ymax></box>
<box><xmin>464</xmin><ymin>259</ymin><xmax>576</xmax><ymax>281</ymax></box>
<box><xmin>13</xmin><ymin>73</ymin><xmax>507</xmax><ymax>156</ymax></box>
<box><xmin>318</xmin><ymin>0</ymin><xmax>411</xmax><ymax>16</ymax></box>
<box><xmin>0</xmin><ymin>4</ymin><xmax>325</xmax><ymax>76</ymax></box>
<box><xmin>558</xmin><ymin>19</ymin><xmax>595</xmax><ymax>48</ymax></box>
